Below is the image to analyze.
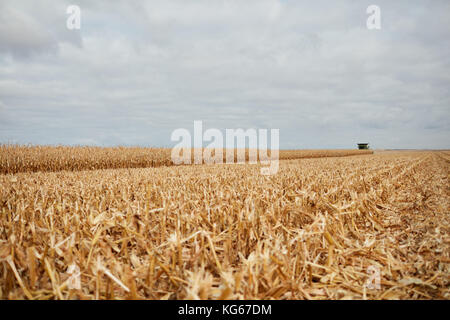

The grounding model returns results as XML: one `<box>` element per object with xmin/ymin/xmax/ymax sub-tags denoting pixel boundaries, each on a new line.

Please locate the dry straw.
<box><xmin>0</xmin><ymin>147</ymin><xmax>448</xmax><ymax>299</ymax></box>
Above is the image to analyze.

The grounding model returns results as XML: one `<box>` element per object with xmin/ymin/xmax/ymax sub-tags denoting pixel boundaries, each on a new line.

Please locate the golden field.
<box><xmin>0</xmin><ymin>148</ymin><xmax>449</xmax><ymax>299</ymax></box>
<box><xmin>0</xmin><ymin>145</ymin><xmax>372</xmax><ymax>174</ymax></box>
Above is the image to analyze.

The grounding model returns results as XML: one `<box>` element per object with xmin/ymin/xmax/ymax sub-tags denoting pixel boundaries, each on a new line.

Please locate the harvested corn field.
<box><xmin>0</xmin><ymin>145</ymin><xmax>372</xmax><ymax>175</ymax></box>
<box><xmin>0</xmin><ymin>151</ymin><xmax>449</xmax><ymax>299</ymax></box>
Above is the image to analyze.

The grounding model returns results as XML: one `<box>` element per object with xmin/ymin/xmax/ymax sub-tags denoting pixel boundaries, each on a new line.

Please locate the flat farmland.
<box><xmin>0</xmin><ymin>145</ymin><xmax>372</xmax><ymax>174</ymax></box>
<box><xmin>0</xmin><ymin>150</ymin><xmax>449</xmax><ymax>299</ymax></box>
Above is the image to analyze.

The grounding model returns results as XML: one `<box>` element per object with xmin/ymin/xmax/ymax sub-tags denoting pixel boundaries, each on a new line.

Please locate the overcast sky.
<box><xmin>0</xmin><ymin>0</ymin><xmax>449</xmax><ymax>149</ymax></box>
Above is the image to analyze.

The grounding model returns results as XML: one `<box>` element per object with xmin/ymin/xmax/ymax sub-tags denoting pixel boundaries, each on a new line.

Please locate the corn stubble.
<box><xmin>0</xmin><ymin>150</ymin><xmax>449</xmax><ymax>300</ymax></box>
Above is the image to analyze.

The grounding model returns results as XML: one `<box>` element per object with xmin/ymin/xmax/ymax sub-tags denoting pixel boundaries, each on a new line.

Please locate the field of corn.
<box><xmin>0</xmin><ymin>145</ymin><xmax>372</xmax><ymax>174</ymax></box>
<box><xmin>0</xmin><ymin>147</ymin><xmax>449</xmax><ymax>300</ymax></box>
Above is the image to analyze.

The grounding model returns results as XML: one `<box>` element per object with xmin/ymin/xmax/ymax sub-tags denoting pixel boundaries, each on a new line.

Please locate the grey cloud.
<box><xmin>0</xmin><ymin>0</ymin><xmax>449</xmax><ymax>149</ymax></box>
<box><xmin>0</xmin><ymin>0</ymin><xmax>82</xmax><ymax>58</ymax></box>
